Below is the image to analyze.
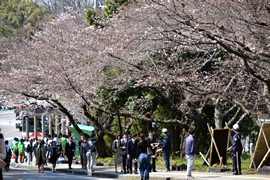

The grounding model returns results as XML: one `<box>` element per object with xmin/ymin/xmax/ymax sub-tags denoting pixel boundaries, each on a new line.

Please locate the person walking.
<box><xmin>24</xmin><ymin>139</ymin><xmax>28</xmax><ymax>163</ymax></box>
<box><xmin>48</xmin><ymin>141</ymin><xmax>59</xmax><ymax>173</ymax></box>
<box><xmin>55</xmin><ymin>134</ymin><xmax>62</xmax><ymax>159</ymax></box>
<box><xmin>53</xmin><ymin>134</ymin><xmax>61</xmax><ymax>148</ymax></box>
<box><xmin>36</xmin><ymin>141</ymin><xmax>47</xmax><ymax>173</ymax></box>
<box><xmin>26</xmin><ymin>138</ymin><xmax>34</xmax><ymax>165</ymax></box>
<box><xmin>33</xmin><ymin>139</ymin><xmax>40</xmax><ymax>165</ymax></box>
<box><xmin>86</xmin><ymin>133</ymin><xmax>96</xmax><ymax>172</ymax></box>
<box><xmin>4</xmin><ymin>140</ymin><xmax>11</xmax><ymax>172</ymax></box>
<box><xmin>12</xmin><ymin>138</ymin><xmax>19</xmax><ymax>163</ymax></box>
<box><xmin>138</xmin><ymin>134</ymin><xmax>150</xmax><ymax>180</ymax></box>
<box><xmin>158</xmin><ymin>128</ymin><xmax>171</xmax><ymax>172</ymax></box>
<box><xmin>79</xmin><ymin>139</ymin><xmax>87</xmax><ymax>169</ymax></box>
<box><xmin>65</xmin><ymin>136</ymin><xmax>75</xmax><ymax>169</ymax></box>
<box><xmin>185</xmin><ymin>128</ymin><xmax>196</xmax><ymax>179</ymax></box>
<box><xmin>46</xmin><ymin>135</ymin><xmax>52</xmax><ymax>147</ymax></box>
<box><xmin>228</xmin><ymin>124</ymin><xmax>243</xmax><ymax>175</ymax></box>
<box><xmin>120</xmin><ymin>133</ymin><xmax>128</xmax><ymax>174</ymax></box>
<box><xmin>57</xmin><ymin>134</ymin><xmax>63</xmax><ymax>157</ymax></box>
<box><xmin>126</xmin><ymin>130</ymin><xmax>132</xmax><ymax>172</ymax></box>
<box><xmin>78</xmin><ymin>132</ymin><xmax>85</xmax><ymax>169</ymax></box>
<box><xmin>60</xmin><ymin>135</ymin><xmax>68</xmax><ymax>158</ymax></box>
<box><xmin>18</xmin><ymin>139</ymin><xmax>25</xmax><ymax>163</ymax></box>
<box><xmin>53</xmin><ymin>134</ymin><xmax>61</xmax><ymax>153</ymax></box>
<box><xmin>46</xmin><ymin>135</ymin><xmax>52</xmax><ymax>164</ymax></box>
<box><xmin>145</xmin><ymin>130</ymin><xmax>157</xmax><ymax>172</ymax></box>
<box><xmin>127</xmin><ymin>133</ymin><xmax>139</xmax><ymax>174</ymax></box>
<box><xmin>0</xmin><ymin>133</ymin><xmax>7</xmax><ymax>180</ymax></box>
<box><xmin>112</xmin><ymin>134</ymin><xmax>122</xmax><ymax>173</ymax></box>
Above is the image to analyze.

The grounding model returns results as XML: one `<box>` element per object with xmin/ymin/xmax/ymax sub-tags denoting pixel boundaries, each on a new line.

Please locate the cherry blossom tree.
<box><xmin>0</xmin><ymin>8</ymin><xmax>115</xmax><ymax>157</ymax></box>
<box><xmin>96</xmin><ymin>0</ymin><xmax>269</xmax><ymax>129</ymax></box>
<box><xmin>1</xmin><ymin>0</ymin><xmax>269</xmax><ymax>156</ymax></box>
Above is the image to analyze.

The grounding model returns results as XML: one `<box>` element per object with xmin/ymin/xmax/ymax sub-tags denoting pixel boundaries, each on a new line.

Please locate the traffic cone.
<box><xmin>12</xmin><ymin>154</ymin><xmax>15</xmax><ymax>159</ymax></box>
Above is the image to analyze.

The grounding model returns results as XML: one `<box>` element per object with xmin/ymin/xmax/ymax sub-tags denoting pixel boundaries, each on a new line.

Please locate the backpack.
<box><xmin>33</xmin><ymin>143</ymin><xmax>38</xmax><ymax>155</ymax></box>
<box><xmin>111</xmin><ymin>140</ymin><xmax>117</xmax><ymax>153</ymax></box>
<box><xmin>6</xmin><ymin>147</ymin><xmax>12</xmax><ymax>159</ymax></box>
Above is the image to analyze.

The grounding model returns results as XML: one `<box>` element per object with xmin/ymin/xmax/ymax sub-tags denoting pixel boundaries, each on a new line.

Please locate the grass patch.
<box><xmin>96</xmin><ymin>155</ymin><xmax>257</xmax><ymax>174</ymax></box>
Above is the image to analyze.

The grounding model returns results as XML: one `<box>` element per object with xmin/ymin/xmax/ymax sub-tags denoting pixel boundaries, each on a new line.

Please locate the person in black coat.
<box><xmin>145</xmin><ymin>130</ymin><xmax>157</xmax><ymax>172</ymax></box>
<box><xmin>78</xmin><ymin>132</ymin><xmax>85</xmax><ymax>168</ymax></box>
<box><xmin>126</xmin><ymin>130</ymin><xmax>132</xmax><ymax>172</ymax></box>
<box><xmin>120</xmin><ymin>133</ymin><xmax>129</xmax><ymax>174</ymax></box>
<box><xmin>65</xmin><ymin>136</ymin><xmax>75</xmax><ymax>169</ymax></box>
<box><xmin>127</xmin><ymin>133</ymin><xmax>139</xmax><ymax>174</ymax></box>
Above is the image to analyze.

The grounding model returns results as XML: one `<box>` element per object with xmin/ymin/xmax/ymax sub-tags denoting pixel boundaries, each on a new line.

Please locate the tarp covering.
<box><xmin>250</xmin><ymin>123</ymin><xmax>270</xmax><ymax>169</ymax></box>
<box><xmin>69</xmin><ymin>124</ymin><xmax>95</xmax><ymax>157</ymax></box>
<box><xmin>209</xmin><ymin>128</ymin><xmax>230</xmax><ymax>166</ymax></box>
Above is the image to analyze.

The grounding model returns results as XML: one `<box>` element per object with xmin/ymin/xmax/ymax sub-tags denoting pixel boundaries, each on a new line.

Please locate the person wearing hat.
<box><xmin>158</xmin><ymin>128</ymin><xmax>171</xmax><ymax>172</ymax></box>
<box><xmin>228</xmin><ymin>124</ymin><xmax>243</xmax><ymax>175</ymax></box>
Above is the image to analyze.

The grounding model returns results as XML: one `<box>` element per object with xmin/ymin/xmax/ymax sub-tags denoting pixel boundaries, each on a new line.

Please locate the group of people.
<box><xmin>5</xmin><ymin>133</ymin><xmax>83</xmax><ymax>173</ymax></box>
<box><xmin>0</xmin><ymin>122</ymin><xmax>243</xmax><ymax>180</ymax></box>
<box><xmin>11</xmin><ymin>137</ymin><xmax>35</xmax><ymax>165</ymax></box>
<box><xmin>77</xmin><ymin>133</ymin><xmax>97</xmax><ymax>172</ymax></box>
<box><xmin>184</xmin><ymin>124</ymin><xmax>243</xmax><ymax>179</ymax></box>
<box><xmin>104</xmin><ymin>129</ymin><xmax>171</xmax><ymax>180</ymax></box>
<box><xmin>10</xmin><ymin>133</ymin><xmax>68</xmax><ymax>173</ymax></box>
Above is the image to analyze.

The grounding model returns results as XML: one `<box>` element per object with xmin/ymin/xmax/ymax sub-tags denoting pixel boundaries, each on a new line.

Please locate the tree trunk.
<box><xmin>174</xmin><ymin>125</ymin><xmax>180</xmax><ymax>156</ymax></box>
<box><xmin>170</xmin><ymin>124</ymin><xmax>175</xmax><ymax>153</ymax></box>
<box><xmin>141</xmin><ymin>121</ymin><xmax>148</xmax><ymax>135</ymax></box>
<box><xmin>117</xmin><ymin>112</ymin><xmax>123</xmax><ymax>135</ymax></box>
<box><xmin>214</xmin><ymin>98</ymin><xmax>223</xmax><ymax>129</ymax></box>
<box><xmin>180</xmin><ymin>128</ymin><xmax>188</xmax><ymax>158</ymax></box>
<box><xmin>95</xmin><ymin>129</ymin><xmax>109</xmax><ymax>158</ymax></box>
<box><xmin>264</xmin><ymin>84</ymin><xmax>270</xmax><ymax>113</ymax></box>
<box><xmin>147</xmin><ymin>122</ymin><xmax>152</xmax><ymax>131</ymax></box>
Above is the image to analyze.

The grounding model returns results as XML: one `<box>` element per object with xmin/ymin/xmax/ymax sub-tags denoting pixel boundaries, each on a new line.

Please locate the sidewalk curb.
<box><xmin>17</xmin><ymin>164</ymin><xmax>198</xmax><ymax>180</ymax></box>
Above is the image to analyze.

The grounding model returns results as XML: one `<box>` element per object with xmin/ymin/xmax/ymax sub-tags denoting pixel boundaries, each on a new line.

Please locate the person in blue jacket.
<box><xmin>228</xmin><ymin>124</ymin><xmax>243</xmax><ymax>175</ymax></box>
<box><xmin>158</xmin><ymin>128</ymin><xmax>171</xmax><ymax>172</ymax></box>
<box><xmin>86</xmin><ymin>133</ymin><xmax>96</xmax><ymax>172</ymax></box>
<box><xmin>185</xmin><ymin>128</ymin><xmax>196</xmax><ymax>179</ymax></box>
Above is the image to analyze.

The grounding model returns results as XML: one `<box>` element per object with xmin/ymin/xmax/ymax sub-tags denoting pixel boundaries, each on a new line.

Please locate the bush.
<box><xmin>107</xmin><ymin>161</ymin><xmax>115</xmax><ymax>166</ymax></box>
<box><xmin>241</xmin><ymin>151</ymin><xmax>251</xmax><ymax>160</ymax></box>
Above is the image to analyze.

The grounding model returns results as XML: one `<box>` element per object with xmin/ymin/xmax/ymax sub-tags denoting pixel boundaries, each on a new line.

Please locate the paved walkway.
<box><xmin>11</xmin><ymin>159</ymin><xmax>270</xmax><ymax>180</ymax></box>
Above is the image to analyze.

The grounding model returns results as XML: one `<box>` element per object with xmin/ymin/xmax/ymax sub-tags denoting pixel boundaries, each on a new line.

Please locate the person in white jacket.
<box><xmin>0</xmin><ymin>133</ymin><xmax>7</xmax><ymax>180</ymax></box>
<box><xmin>53</xmin><ymin>134</ymin><xmax>61</xmax><ymax>147</ymax></box>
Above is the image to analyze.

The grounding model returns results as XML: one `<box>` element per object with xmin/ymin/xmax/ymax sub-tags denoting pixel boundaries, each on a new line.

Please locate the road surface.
<box><xmin>2</xmin><ymin>167</ymin><xmax>127</xmax><ymax>180</ymax></box>
<box><xmin>0</xmin><ymin>111</ymin><xmax>21</xmax><ymax>145</ymax></box>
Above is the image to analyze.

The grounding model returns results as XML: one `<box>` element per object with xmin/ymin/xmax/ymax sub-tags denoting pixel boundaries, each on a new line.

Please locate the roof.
<box><xmin>69</xmin><ymin>124</ymin><xmax>95</xmax><ymax>135</ymax></box>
